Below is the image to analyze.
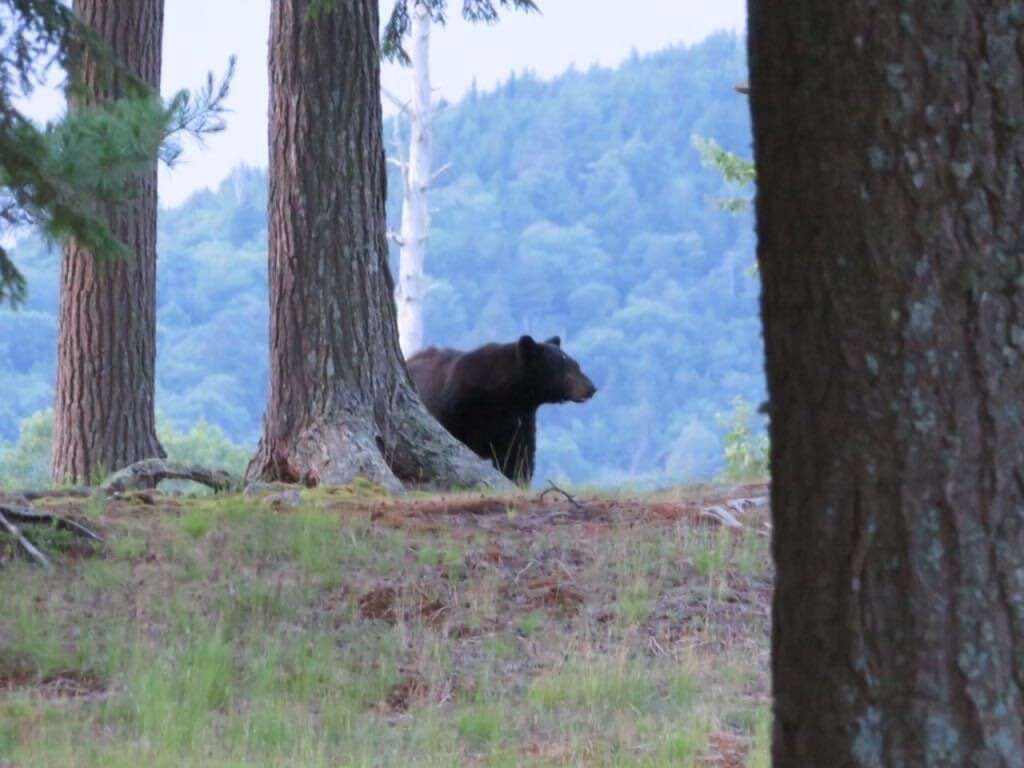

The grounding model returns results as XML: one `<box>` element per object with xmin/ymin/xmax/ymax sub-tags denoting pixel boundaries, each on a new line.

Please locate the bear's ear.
<box><xmin>518</xmin><ymin>335</ymin><xmax>538</xmax><ymax>356</ymax></box>
<box><xmin>544</xmin><ymin>336</ymin><xmax>561</xmax><ymax>347</ymax></box>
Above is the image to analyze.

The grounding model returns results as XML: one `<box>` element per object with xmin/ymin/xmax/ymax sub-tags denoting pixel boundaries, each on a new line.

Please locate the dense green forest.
<box><xmin>0</xmin><ymin>32</ymin><xmax>763</xmax><ymax>486</ymax></box>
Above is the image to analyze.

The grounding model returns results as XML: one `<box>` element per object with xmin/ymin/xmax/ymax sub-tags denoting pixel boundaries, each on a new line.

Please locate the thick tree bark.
<box><xmin>247</xmin><ymin>0</ymin><xmax>508</xmax><ymax>492</ymax></box>
<box><xmin>52</xmin><ymin>0</ymin><xmax>165</xmax><ymax>484</ymax></box>
<box><xmin>395</xmin><ymin>0</ymin><xmax>432</xmax><ymax>358</ymax></box>
<box><xmin>750</xmin><ymin>2</ymin><xmax>1024</xmax><ymax>765</ymax></box>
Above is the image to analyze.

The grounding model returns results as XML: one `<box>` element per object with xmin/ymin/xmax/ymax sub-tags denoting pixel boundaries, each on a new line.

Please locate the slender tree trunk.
<box><xmin>395</xmin><ymin>0</ymin><xmax>432</xmax><ymax>357</ymax></box>
<box><xmin>247</xmin><ymin>0</ymin><xmax>508</xmax><ymax>492</ymax></box>
<box><xmin>52</xmin><ymin>0</ymin><xmax>165</xmax><ymax>484</ymax></box>
<box><xmin>750</xmin><ymin>2</ymin><xmax>1024</xmax><ymax>765</ymax></box>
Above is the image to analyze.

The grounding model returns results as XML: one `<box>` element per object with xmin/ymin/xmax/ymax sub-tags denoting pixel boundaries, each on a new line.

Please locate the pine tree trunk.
<box><xmin>247</xmin><ymin>0</ymin><xmax>508</xmax><ymax>492</ymax></box>
<box><xmin>52</xmin><ymin>0</ymin><xmax>165</xmax><ymax>484</ymax></box>
<box><xmin>395</xmin><ymin>0</ymin><xmax>432</xmax><ymax>358</ymax></box>
<box><xmin>750</xmin><ymin>2</ymin><xmax>1024</xmax><ymax>765</ymax></box>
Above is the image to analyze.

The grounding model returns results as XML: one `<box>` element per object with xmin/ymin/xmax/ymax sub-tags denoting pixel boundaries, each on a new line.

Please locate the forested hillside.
<box><xmin>0</xmin><ymin>32</ymin><xmax>762</xmax><ymax>485</ymax></box>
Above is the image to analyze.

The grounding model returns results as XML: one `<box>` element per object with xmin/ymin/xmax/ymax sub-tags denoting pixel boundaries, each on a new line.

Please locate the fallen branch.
<box><xmin>12</xmin><ymin>460</ymin><xmax>239</xmax><ymax>501</ymax></box>
<box><xmin>12</xmin><ymin>488</ymin><xmax>93</xmax><ymax>501</ymax></box>
<box><xmin>0</xmin><ymin>509</ymin><xmax>53</xmax><ymax>570</ymax></box>
<box><xmin>101</xmin><ymin>459</ymin><xmax>239</xmax><ymax>494</ymax></box>
<box><xmin>0</xmin><ymin>503</ymin><xmax>103</xmax><ymax>543</ymax></box>
<box><xmin>728</xmin><ymin>496</ymin><xmax>768</xmax><ymax>513</ymax></box>
<box><xmin>539</xmin><ymin>481</ymin><xmax>583</xmax><ymax>509</ymax></box>
<box><xmin>700</xmin><ymin>505</ymin><xmax>744</xmax><ymax>529</ymax></box>
<box><xmin>700</xmin><ymin>495</ymin><xmax>770</xmax><ymax>529</ymax></box>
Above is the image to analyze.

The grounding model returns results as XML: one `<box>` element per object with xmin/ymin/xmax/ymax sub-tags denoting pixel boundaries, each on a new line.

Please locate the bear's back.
<box><xmin>406</xmin><ymin>346</ymin><xmax>464</xmax><ymax>415</ymax></box>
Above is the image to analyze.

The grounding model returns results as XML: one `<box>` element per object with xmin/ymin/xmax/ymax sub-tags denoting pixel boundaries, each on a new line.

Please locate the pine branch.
<box><xmin>160</xmin><ymin>56</ymin><xmax>236</xmax><ymax>165</ymax></box>
<box><xmin>0</xmin><ymin>0</ymin><xmax>236</xmax><ymax>308</ymax></box>
<box><xmin>0</xmin><ymin>248</ymin><xmax>26</xmax><ymax>306</ymax></box>
<box><xmin>382</xmin><ymin>0</ymin><xmax>540</xmax><ymax>63</ymax></box>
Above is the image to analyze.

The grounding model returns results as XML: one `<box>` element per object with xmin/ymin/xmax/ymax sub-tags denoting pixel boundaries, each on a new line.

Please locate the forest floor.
<box><xmin>0</xmin><ymin>480</ymin><xmax>771</xmax><ymax>768</ymax></box>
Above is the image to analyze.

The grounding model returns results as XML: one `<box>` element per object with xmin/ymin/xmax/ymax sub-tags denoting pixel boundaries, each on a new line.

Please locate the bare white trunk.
<box><xmin>395</xmin><ymin>1</ymin><xmax>431</xmax><ymax>358</ymax></box>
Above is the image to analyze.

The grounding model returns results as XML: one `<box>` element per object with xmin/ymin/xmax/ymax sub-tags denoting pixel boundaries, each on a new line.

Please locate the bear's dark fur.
<box><xmin>406</xmin><ymin>335</ymin><xmax>597</xmax><ymax>485</ymax></box>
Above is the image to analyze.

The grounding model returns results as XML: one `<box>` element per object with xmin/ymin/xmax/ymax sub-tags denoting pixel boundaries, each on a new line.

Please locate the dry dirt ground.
<box><xmin>0</xmin><ymin>481</ymin><xmax>771</xmax><ymax>767</ymax></box>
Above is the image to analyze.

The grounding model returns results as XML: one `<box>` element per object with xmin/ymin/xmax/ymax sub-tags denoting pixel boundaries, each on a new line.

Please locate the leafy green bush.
<box><xmin>0</xmin><ymin>409</ymin><xmax>52</xmax><ymax>488</ymax></box>
<box><xmin>717</xmin><ymin>397</ymin><xmax>769</xmax><ymax>482</ymax></box>
<box><xmin>692</xmin><ymin>135</ymin><xmax>756</xmax><ymax>213</ymax></box>
<box><xmin>157</xmin><ymin>417</ymin><xmax>250</xmax><ymax>476</ymax></box>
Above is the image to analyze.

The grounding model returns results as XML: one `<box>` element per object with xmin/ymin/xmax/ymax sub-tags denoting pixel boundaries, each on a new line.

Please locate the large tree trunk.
<box><xmin>247</xmin><ymin>0</ymin><xmax>508</xmax><ymax>492</ymax></box>
<box><xmin>750</xmin><ymin>2</ymin><xmax>1024</xmax><ymax>765</ymax></box>
<box><xmin>394</xmin><ymin>0</ymin><xmax>432</xmax><ymax>358</ymax></box>
<box><xmin>52</xmin><ymin>0</ymin><xmax>165</xmax><ymax>484</ymax></box>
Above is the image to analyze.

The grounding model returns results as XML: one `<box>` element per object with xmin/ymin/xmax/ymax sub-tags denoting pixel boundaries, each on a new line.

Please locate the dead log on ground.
<box><xmin>101</xmin><ymin>459</ymin><xmax>239</xmax><ymax>494</ymax></box>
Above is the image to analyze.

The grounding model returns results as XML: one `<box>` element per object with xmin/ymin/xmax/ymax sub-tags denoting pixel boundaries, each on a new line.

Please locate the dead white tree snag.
<box><xmin>393</xmin><ymin>0</ymin><xmax>435</xmax><ymax>358</ymax></box>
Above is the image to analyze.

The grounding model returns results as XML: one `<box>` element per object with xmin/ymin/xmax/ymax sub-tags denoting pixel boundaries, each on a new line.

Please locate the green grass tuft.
<box><xmin>180</xmin><ymin>506</ymin><xmax>216</xmax><ymax>539</ymax></box>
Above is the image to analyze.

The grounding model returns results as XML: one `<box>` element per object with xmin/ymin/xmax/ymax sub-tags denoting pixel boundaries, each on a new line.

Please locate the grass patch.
<box><xmin>0</xmin><ymin>484</ymin><xmax>770</xmax><ymax>766</ymax></box>
<box><xmin>617</xmin><ymin>575</ymin><xmax>652</xmax><ymax>624</ymax></box>
<box><xmin>528</xmin><ymin>656</ymin><xmax>656</xmax><ymax>713</ymax></box>
<box><xmin>127</xmin><ymin>625</ymin><xmax>234</xmax><ymax>752</ymax></box>
<box><xmin>668</xmin><ymin>669</ymin><xmax>700</xmax><ymax>710</ymax></box>
<box><xmin>657</xmin><ymin>724</ymin><xmax>708</xmax><ymax>767</ymax></box>
<box><xmin>179</xmin><ymin>506</ymin><xmax>216</xmax><ymax>539</ymax></box>
<box><xmin>3</xmin><ymin>584</ymin><xmax>76</xmax><ymax>678</ymax></box>
<box><xmin>746</xmin><ymin>706</ymin><xmax>772</xmax><ymax>768</ymax></box>
<box><xmin>110</xmin><ymin>533</ymin><xmax>147</xmax><ymax>561</ymax></box>
<box><xmin>456</xmin><ymin>703</ymin><xmax>506</xmax><ymax>748</ymax></box>
<box><xmin>517</xmin><ymin>610</ymin><xmax>545</xmax><ymax>636</ymax></box>
<box><xmin>689</xmin><ymin>525</ymin><xmax>732</xmax><ymax>579</ymax></box>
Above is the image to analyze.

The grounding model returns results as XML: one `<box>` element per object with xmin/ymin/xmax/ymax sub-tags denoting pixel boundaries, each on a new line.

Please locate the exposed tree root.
<box><xmin>0</xmin><ymin>502</ymin><xmax>103</xmax><ymax>543</ymax></box>
<box><xmin>247</xmin><ymin>396</ymin><xmax>512</xmax><ymax>493</ymax></box>
<box><xmin>0</xmin><ymin>497</ymin><xmax>105</xmax><ymax>569</ymax></box>
<box><xmin>267</xmin><ymin>420</ymin><xmax>406</xmax><ymax>494</ymax></box>
<box><xmin>101</xmin><ymin>458</ymin><xmax>239</xmax><ymax>493</ymax></box>
<box><xmin>13</xmin><ymin>489</ymin><xmax>93</xmax><ymax>501</ymax></box>
<box><xmin>8</xmin><ymin>459</ymin><xmax>239</xmax><ymax>506</ymax></box>
<box><xmin>383</xmin><ymin>393</ymin><xmax>513</xmax><ymax>491</ymax></box>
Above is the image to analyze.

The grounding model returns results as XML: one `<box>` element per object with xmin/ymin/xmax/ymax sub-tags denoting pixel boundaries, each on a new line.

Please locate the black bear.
<box><xmin>406</xmin><ymin>335</ymin><xmax>597</xmax><ymax>485</ymax></box>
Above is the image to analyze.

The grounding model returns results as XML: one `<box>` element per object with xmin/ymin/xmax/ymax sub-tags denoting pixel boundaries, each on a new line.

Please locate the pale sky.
<box><xmin>25</xmin><ymin>1</ymin><xmax>748</xmax><ymax>207</ymax></box>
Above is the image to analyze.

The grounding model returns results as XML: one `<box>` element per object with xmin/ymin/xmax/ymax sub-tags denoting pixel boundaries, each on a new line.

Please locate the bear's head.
<box><xmin>518</xmin><ymin>335</ymin><xmax>597</xmax><ymax>405</ymax></box>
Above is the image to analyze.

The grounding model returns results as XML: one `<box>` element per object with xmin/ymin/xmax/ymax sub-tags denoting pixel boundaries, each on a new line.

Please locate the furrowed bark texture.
<box><xmin>248</xmin><ymin>0</ymin><xmax>508</xmax><ymax>492</ymax></box>
<box><xmin>750</xmin><ymin>2</ymin><xmax>1024</xmax><ymax>765</ymax></box>
<box><xmin>52</xmin><ymin>0</ymin><xmax>165</xmax><ymax>484</ymax></box>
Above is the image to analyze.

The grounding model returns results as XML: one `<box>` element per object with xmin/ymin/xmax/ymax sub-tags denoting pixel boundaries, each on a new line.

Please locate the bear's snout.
<box><xmin>568</xmin><ymin>374</ymin><xmax>597</xmax><ymax>403</ymax></box>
